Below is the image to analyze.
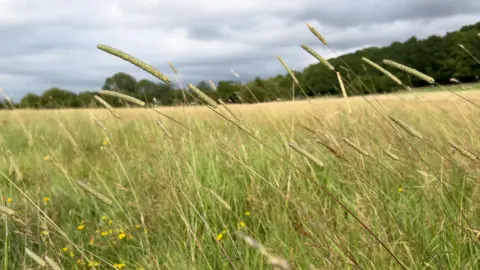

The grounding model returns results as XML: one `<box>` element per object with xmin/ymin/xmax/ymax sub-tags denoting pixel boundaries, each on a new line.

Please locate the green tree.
<box><xmin>103</xmin><ymin>72</ymin><xmax>137</xmax><ymax>93</ymax></box>
<box><xmin>216</xmin><ymin>81</ymin><xmax>242</xmax><ymax>103</ymax></box>
<box><xmin>20</xmin><ymin>93</ymin><xmax>42</xmax><ymax>108</ymax></box>
<box><xmin>76</xmin><ymin>91</ymin><xmax>97</xmax><ymax>108</ymax></box>
<box><xmin>40</xmin><ymin>88</ymin><xmax>79</xmax><ymax>108</ymax></box>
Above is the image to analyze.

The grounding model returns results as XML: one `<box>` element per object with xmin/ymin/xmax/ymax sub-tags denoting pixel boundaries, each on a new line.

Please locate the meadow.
<box><xmin>2</xmin><ymin>87</ymin><xmax>480</xmax><ymax>269</ymax></box>
<box><xmin>1</xmin><ymin>26</ymin><xmax>480</xmax><ymax>269</ymax></box>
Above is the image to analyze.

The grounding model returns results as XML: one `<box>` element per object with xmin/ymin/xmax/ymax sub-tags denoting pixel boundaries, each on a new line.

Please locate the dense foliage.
<box><xmin>2</xmin><ymin>21</ymin><xmax>479</xmax><ymax>109</ymax></box>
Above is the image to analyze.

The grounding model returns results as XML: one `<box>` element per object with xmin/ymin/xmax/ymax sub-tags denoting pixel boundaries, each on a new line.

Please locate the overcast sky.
<box><xmin>1</xmin><ymin>0</ymin><xmax>479</xmax><ymax>101</ymax></box>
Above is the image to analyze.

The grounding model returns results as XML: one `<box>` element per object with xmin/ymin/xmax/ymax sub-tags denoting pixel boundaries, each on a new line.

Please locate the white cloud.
<box><xmin>0</xmin><ymin>0</ymin><xmax>478</xmax><ymax>100</ymax></box>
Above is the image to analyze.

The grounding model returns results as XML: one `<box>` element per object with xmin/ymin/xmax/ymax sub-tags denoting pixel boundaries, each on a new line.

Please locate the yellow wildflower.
<box><xmin>103</xmin><ymin>137</ymin><xmax>110</xmax><ymax>146</ymax></box>
<box><xmin>7</xmin><ymin>198</ymin><xmax>12</xmax><ymax>204</ymax></box>
<box><xmin>62</xmin><ymin>247</ymin><xmax>69</xmax><ymax>252</ymax></box>
<box><xmin>77</xmin><ymin>224</ymin><xmax>85</xmax><ymax>230</ymax></box>
<box><xmin>114</xmin><ymin>263</ymin><xmax>126</xmax><ymax>269</ymax></box>
<box><xmin>89</xmin><ymin>237</ymin><xmax>95</xmax><ymax>245</ymax></box>
<box><xmin>108</xmin><ymin>220</ymin><xmax>113</xmax><ymax>225</ymax></box>
<box><xmin>118</xmin><ymin>232</ymin><xmax>126</xmax><ymax>240</ymax></box>
<box><xmin>88</xmin><ymin>260</ymin><xmax>100</xmax><ymax>267</ymax></box>
<box><xmin>237</xmin><ymin>221</ymin><xmax>246</xmax><ymax>229</ymax></box>
<box><xmin>216</xmin><ymin>228</ymin><xmax>227</xmax><ymax>241</ymax></box>
<box><xmin>69</xmin><ymin>251</ymin><xmax>74</xmax><ymax>258</ymax></box>
<box><xmin>43</xmin><ymin>155</ymin><xmax>50</xmax><ymax>161</ymax></box>
<box><xmin>40</xmin><ymin>230</ymin><xmax>49</xmax><ymax>236</ymax></box>
<box><xmin>101</xmin><ymin>216</ymin><xmax>108</xmax><ymax>220</ymax></box>
<box><xmin>43</xmin><ymin>197</ymin><xmax>50</xmax><ymax>204</ymax></box>
<box><xmin>101</xmin><ymin>231</ymin><xmax>109</xmax><ymax>237</ymax></box>
<box><xmin>398</xmin><ymin>187</ymin><xmax>404</xmax><ymax>193</ymax></box>
<box><xmin>135</xmin><ymin>224</ymin><xmax>142</xmax><ymax>229</ymax></box>
<box><xmin>76</xmin><ymin>259</ymin><xmax>84</xmax><ymax>265</ymax></box>
<box><xmin>244</xmin><ymin>211</ymin><xmax>251</xmax><ymax>216</ymax></box>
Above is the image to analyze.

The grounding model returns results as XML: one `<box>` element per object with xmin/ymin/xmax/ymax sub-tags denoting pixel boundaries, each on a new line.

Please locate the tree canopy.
<box><xmin>3</xmin><ymin>21</ymin><xmax>479</xmax><ymax>109</ymax></box>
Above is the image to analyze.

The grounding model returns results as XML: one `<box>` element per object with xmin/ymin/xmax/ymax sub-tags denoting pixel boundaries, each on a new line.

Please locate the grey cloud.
<box><xmin>322</xmin><ymin>14</ymin><xmax>480</xmax><ymax>50</ymax></box>
<box><xmin>295</xmin><ymin>0</ymin><xmax>480</xmax><ymax>28</ymax></box>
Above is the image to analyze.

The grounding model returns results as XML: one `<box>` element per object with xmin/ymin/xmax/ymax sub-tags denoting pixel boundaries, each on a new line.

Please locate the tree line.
<box><xmin>2</xmin><ymin>21</ymin><xmax>479</xmax><ymax>109</ymax></box>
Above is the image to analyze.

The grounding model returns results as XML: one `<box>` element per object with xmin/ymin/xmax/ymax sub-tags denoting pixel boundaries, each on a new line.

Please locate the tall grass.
<box><xmin>0</xmin><ymin>26</ymin><xmax>480</xmax><ymax>270</ymax></box>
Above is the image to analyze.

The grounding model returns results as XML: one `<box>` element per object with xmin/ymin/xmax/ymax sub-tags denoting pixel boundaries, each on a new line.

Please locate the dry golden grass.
<box><xmin>2</xmin><ymin>87</ymin><xmax>480</xmax><ymax>269</ymax></box>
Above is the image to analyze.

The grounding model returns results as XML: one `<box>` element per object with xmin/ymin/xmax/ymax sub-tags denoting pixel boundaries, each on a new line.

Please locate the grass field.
<box><xmin>1</xmin><ymin>87</ymin><xmax>480</xmax><ymax>269</ymax></box>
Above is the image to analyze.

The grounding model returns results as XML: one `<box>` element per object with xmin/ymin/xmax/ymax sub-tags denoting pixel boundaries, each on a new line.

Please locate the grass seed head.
<box><xmin>97</xmin><ymin>44</ymin><xmax>171</xmax><ymax>84</ymax></box>
<box><xmin>450</xmin><ymin>142</ymin><xmax>478</xmax><ymax>162</ymax></box>
<box><xmin>450</xmin><ymin>78</ymin><xmax>461</xmax><ymax>84</ymax></box>
<box><xmin>277</xmin><ymin>56</ymin><xmax>299</xmax><ymax>85</ymax></box>
<box><xmin>76</xmin><ymin>180</ymin><xmax>113</xmax><ymax>206</ymax></box>
<box><xmin>383</xmin><ymin>149</ymin><xmax>400</xmax><ymax>161</ymax></box>
<box><xmin>208</xmin><ymin>80</ymin><xmax>217</xmax><ymax>90</ymax></box>
<box><xmin>289</xmin><ymin>142</ymin><xmax>325</xmax><ymax>167</ymax></box>
<box><xmin>362</xmin><ymin>57</ymin><xmax>403</xmax><ymax>86</ymax></box>
<box><xmin>305</xmin><ymin>22</ymin><xmax>328</xmax><ymax>46</ymax></box>
<box><xmin>25</xmin><ymin>248</ymin><xmax>47</xmax><ymax>267</ymax></box>
<box><xmin>383</xmin><ymin>59</ymin><xmax>435</xmax><ymax>84</ymax></box>
<box><xmin>94</xmin><ymin>95</ymin><xmax>120</xmax><ymax>118</ymax></box>
<box><xmin>236</xmin><ymin>231</ymin><xmax>292</xmax><ymax>270</ymax></box>
<box><xmin>342</xmin><ymin>138</ymin><xmax>370</xmax><ymax>157</ymax></box>
<box><xmin>168</xmin><ymin>62</ymin><xmax>179</xmax><ymax>75</ymax></box>
<box><xmin>156</xmin><ymin>120</ymin><xmax>172</xmax><ymax>139</ymax></box>
<box><xmin>44</xmin><ymin>255</ymin><xmax>62</xmax><ymax>270</ymax></box>
<box><xmin>187</xmin><ymin>83</ymin><xmax>218</xmax><ymax>108</ymax></box>
<box><xmin>206</xmin><ymin>188</ymin><xmax>232</xmax><ymax>211</ymax></box>
<box><xmin>301</xmin><ymin>44</ymin><xmax>335</xmax><ymax>71</ymax></box>
<box><xmin>388</xmin><ymin>115</ymin><xmax>423</xmax><ymax>139</ymax></box>
<box><xmin>99</xmin><ymin>90</ymin><xmax>146</xmax><ymax>107</ymax></box>
<box><xmin>336</xmin><ymin>72</ymin><xmax>351</xmax><ymax>113</ymax></box>
<box><xmin>0</xmin><ymin>205</ymin><xmax>16</xmax><ymax>216</ymax></box>
<box><xmin>218</xmin><ymin>99</ymin><xmax>241</xmax><ymax>121</ymax></box>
